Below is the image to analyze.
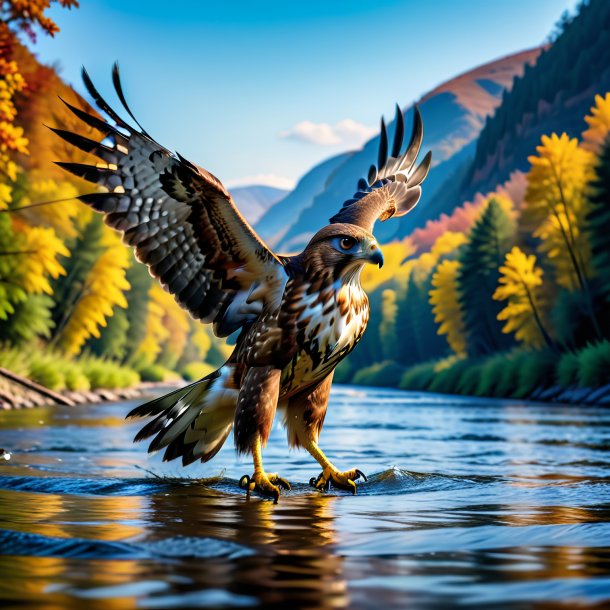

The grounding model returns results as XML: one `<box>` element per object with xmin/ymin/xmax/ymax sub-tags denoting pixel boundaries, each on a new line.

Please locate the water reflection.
<box><xmin>0</xmin><ymin>486</ymin><xmax>349</xmax><ymax>609</ymax></box>
<box><xmin>144</xmin><ymin>489</ymin><xmax>348</xmax><ymax>609</ymax></box>
<box><xmin>1</xmin><ymin>388</ymin><xmax>610</xmax><ymax>608</ymax></box>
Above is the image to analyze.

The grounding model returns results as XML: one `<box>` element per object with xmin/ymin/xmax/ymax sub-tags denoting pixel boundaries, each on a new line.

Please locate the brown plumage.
<box><xmin>55</xmin><ymin>65</ymin><xmax>431</xmax><ymax>501</ymax></box>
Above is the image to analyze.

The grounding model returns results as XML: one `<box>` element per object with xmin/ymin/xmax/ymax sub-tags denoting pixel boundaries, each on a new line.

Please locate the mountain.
<box><xmin>265</xmin><ymin>48</ymin><xmax>540</xmax><ymax>252</ymax></box>
<box><xmin>456</xmin><ymin>0</ymin><xmax>610</xmax><ymax>203</ymax></box>
<box><xmin>255</xmin><ymin>152</ymin><xmax>351</xmax><ymax>248</ymax></box>
<box><xmin>229</xmin><ymin>185</ymin><xmax>289</xmax><ymax>225</ymax></box>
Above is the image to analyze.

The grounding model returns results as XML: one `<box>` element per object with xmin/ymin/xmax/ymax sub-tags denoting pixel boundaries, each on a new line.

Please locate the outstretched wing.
<box><xmin>329</xmin><ymin>105</ymin><xmax>432</xmax><ymax>232</ymax></box>
<box><xmin>53</xmin><ymin>65</ymin><xmax>287</xmax><ymax>337</ymax></box>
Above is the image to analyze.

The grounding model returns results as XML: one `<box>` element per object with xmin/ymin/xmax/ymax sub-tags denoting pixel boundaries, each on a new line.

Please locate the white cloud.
<box><xmin>226</xmin><ymin>173</ymin><xmax>296</xmax><ymax>190</ymax></box>
<box><xmin>280</xmin><ymin>118</ymin><xmax>377</xmax><ymax>148</ymax></box>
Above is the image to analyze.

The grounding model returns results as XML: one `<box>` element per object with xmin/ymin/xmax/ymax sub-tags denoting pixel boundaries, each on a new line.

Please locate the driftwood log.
<box><xmin>0</xmin><ymin>367</ymin><xmax>75</xmax><ymax>406</ymax></box>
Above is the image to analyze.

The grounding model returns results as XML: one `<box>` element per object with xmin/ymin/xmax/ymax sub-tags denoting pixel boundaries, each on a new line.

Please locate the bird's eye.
<box><xmin>339</xmin><ymin>237</ymin><xmax>356</xmax><ymax>251</ymax></box>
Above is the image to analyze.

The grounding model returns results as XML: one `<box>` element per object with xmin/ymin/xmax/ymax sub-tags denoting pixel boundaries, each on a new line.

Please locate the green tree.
<box><xmin>379</xmin><ymin>289</ymin><xmax>399</xmax><ymax>362</ymax></box>
<box><xmin>88</xmin><ymin>307</ymin><xmax>129</xmax><ymax>361</ymax></box>
<box><xmin>458</xmin><ymin>198</ymin><xmax>515</xmax><ymax>356</ymax></box>
<box><xmin>123</xmin><ymin>259</ymin><xmax>154</xmax><ymax>363</ymax></box>
<box><xmin>587</xmin><ymin>134</ymin><xmax>610</xmax><ymax>304</ymax></box>
<box><xmin>50</xmin><ymin>217</ymin><xmax>104</xmax><ymax>338</ymax></box>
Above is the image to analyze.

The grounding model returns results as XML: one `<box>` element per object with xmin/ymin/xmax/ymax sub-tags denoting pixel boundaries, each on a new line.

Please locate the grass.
<box><xmin>0</xmin><ymin>345</ymin><xmax>140</xmax><ymax>391</ymax></box>
<box><xmin>181</xmin><ymin>361</ymin><xmax>216</xmax><ymax>382</ymax></box>
<box><xmin>398</xmin><ymin>342</ymin><xmax>610</xmax><ymax>398</ymax></box>
<box><xmin>352</xmin><ymin>361</ymin><xmax>406</xmax><ymax>387</ymax></box>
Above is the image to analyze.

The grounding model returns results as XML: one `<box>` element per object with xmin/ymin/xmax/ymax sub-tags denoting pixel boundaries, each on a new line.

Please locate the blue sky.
<box><xmin>33</xmin><ymin>0</ymin><xmax>578</xmax><ymax>190</ymax></box>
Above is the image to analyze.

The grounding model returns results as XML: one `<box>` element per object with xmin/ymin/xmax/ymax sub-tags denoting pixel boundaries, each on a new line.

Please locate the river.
<box><xmin>0</xmin><ymin>386</ymin><xmax>609</xmax><ymax>609</ymax></box>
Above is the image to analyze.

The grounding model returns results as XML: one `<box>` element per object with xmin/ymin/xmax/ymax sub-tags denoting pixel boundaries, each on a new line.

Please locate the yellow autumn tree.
<box><xmin>0</xmin><ymin>2</ymin><xmax>81</xmax><ymax>340</ymax></box>
<box><xmin>583</xmin><ymin>93</ymin><xmax>610</xmax><ymax>153</ymax></box>
<box><xmin>523</xmin><ymin>133</ymin><xmax>595</xmax><ymax>292</ymax></box>
<box><xmin>493</xmin><ymin>247</ymin><xmax>552</xmax><ymax>349</ymax></box>
<box><xmin>429</xmin><ymin>259</ymin><xmax>466</xmax><ymax>356</ymax></box>
<box><xmin>15</xmin><ymin>174</ymin><xmax>82</xmax><ymax>237</ymax></box>
<box><xmin>17</xmin><ymin>225</ymin><xmax>70</xmax><ymax>295</ymax></box>
<box><xmin>57</xmin><ymin>228</ymin><xmax>131</xmax><ymax>355</ymax></box>
<box><xmin>0</xmin><ymin>51</ymin><xmax>28</xmax><ymax>208</ymax></box>
<box><xmin>137</xmin><ymin>286</ymin><xmax>168</xmax><ymax>364</ymax></box>
<box><xmin>137</xmin><ymin>284</ymin><xmax>190</xmax><ymax>367</ymax></box>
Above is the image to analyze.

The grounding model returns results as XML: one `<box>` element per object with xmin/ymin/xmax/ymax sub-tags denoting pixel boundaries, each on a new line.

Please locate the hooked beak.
<box><xmin>368</xmin><ymin>246</ymin><xmax>384</xmax><ymax>268</ymax></box>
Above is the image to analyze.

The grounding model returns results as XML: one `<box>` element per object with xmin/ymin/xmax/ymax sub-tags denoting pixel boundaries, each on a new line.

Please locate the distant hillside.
<box><xmin>255</xmin><ymin>152</ymin><xmax>351</xmax><ymax>247</ymax></box>
<box><xmin>229</xmin><ymin>185</ymin><xmax>288</xmax><ymax>225</ymax></box>
<box><xmin>269</xmin><ymin>48</ymin><xmax>539</xmax><ymax>252</ymax></box>
<box><xmin>455</xmin><ymin>0</ymin><xmax>610</xmax><ymax>203</ymax></box>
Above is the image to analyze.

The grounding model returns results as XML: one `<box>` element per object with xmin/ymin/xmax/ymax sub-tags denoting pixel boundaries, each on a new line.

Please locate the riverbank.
<box><xmin>0</xmin><ymin>368</ymin><xmax>180</xmax><ymax>410</ymax></box>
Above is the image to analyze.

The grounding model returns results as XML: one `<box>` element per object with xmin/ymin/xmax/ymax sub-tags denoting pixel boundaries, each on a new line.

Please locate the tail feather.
<box><xmin>128</xmin><ymin>368</ymin><xmax>237</xmax><ymax>466</ymax></box>
<box><xmin>126</xmin><ymin>377</ymin><xmax>209</xmax><ymax>419</ymax></box>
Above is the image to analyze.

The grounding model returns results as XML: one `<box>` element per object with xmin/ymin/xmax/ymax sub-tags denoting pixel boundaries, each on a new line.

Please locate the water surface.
<box><xmin>0</xmin><ymin>386</ymin><xmax>609</xmax><ymax>609</ymax></box>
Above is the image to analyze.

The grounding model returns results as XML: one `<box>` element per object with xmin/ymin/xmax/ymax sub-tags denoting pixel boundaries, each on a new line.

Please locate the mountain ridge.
<box><xmin>261</xmin><ymin>47</ymin><xmax>540</xmax><ymax>251</ymax></box>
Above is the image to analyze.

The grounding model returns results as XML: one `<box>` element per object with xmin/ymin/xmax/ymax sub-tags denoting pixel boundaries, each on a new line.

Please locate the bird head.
<box><xmin>301</xmin><ymin>223</ymin><xmax>384</xmax><ymax>279</ymax></box>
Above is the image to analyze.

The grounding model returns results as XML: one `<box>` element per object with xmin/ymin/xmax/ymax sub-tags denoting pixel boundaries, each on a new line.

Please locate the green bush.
<box><xmin>181</xmin><ymin>361</ymin><xmax>215</xmax><ymax>382</ymax></box>
<box><xmin>514</xmin><ymin>350</ymin><xmax>556</xmax><ymax>398</ymax></box>
<box><xmin>28</xmin><ymin>354</ymin><xmax>66</xmax><ymax>391</ymax></box>
<box><xmin>475</xmin><ymin>354</ymin><xmax>507</xmax><ymax>397</ymax></box>
<box><xmin>399</xmin><ymin>361</ymin><xmax>437</xmax><ymax>391</ymax></box>
<box><xmin>428</xmin><ymin>358</ymin><xmax>470</xmax><ymax>394</ymax></box>
<box><xmin>493</xmin><ymin>352</ymin><xmax>523</xmax><ymax>398</ymax></box>
<box><xmin>137</xmin><ymin>363</ymin><xmax>180</xmax><ymax>383</ymax></box>
<box><xmin>80</xmin><ymin>357</ymin><xmax>140</xmax><ymax>389</ymax></box>
<box><xmin>352</xmin><ymin>361</ymin><xmax>406</xmax><ymax>387</ymax></box>
<box><xmin>577</xmin><ymin>340</ymin><xmax>610</xmax><ymax>388</ymax></box>
<box><xmin>556</xmin><ymin>351</ymin><xmax>580</xmax><ymax>387</ymax></box>
<box><xmin>59</xmin><ymin>360</ymin><xmax>91</xmax><ymax>392</ymax></box>
<box><xmin>0</xmin><ymin>345</ymin><xmax>29</xmax><ymax>376</ymax></box>
<box><xmin>456</xmin><ymin>363</ymin><xmax>483</xmax><ymax>396</ymax></box>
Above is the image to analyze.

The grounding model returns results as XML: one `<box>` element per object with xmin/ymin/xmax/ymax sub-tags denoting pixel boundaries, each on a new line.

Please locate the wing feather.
<box><xmin>329</xmin><ymin>105</ymin><xmax>431</xmax><ymax>232</ymax></box>
<box><xmin>54</xmin><ymin>66</ymin><xmax>286</xmax><ymax>336</ymax></box>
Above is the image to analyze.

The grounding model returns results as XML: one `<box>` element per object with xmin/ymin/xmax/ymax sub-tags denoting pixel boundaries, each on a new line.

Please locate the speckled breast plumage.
<box><xmin>280</xmin><ymin>278</ymin><xmax>369</xmax><ymax>395</ymax></box>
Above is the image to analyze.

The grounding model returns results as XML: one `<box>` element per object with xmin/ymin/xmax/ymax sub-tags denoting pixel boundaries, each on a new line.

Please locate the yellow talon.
<box><xmin>239</xmin><ymin>471</ymin><xmax>291</xmax><ymax>503</ymax></box>
<box><xmin>311</xmin><ymin>467</ymin><xmax>366</xmax><ymax>494</ymax></box>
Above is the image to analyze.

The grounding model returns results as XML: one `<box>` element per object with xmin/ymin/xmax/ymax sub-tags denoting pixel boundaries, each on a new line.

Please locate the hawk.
<box><xmin>55</xmin><ymin>65</ymin><xmax>431</xmax><ymax>502</ymax></box>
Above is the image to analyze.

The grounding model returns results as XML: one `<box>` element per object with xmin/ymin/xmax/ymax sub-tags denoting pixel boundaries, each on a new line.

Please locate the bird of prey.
<box><xmin>55</xmin><ymin>65</ymin><xmax>431</xmax><ymax>502</ymax></box>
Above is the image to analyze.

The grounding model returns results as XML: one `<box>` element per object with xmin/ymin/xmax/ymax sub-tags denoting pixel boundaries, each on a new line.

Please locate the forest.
<box><xmin>1</xmin><ymin>0</ymin><xmax>610</xmax><ymax>401</ymax></box>
<box><xmin>0</xmin><ymin>1</ymin><xmax>230</xmax><ymax>391</ymax></box>
<box><xmin>341</xmin><ymin>97</ymin><xmax>610</xmax><ymax>399</ymax></box>
<box><xmin>335</xmin><ymin>0</ymin><xmax>610</xmax><ymax>399</ymax></box>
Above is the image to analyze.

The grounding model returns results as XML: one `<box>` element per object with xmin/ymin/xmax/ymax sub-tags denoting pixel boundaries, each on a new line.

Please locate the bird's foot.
<box><xmin>239</xmin><ymin>471</ymin><xmax>291</xmax><ymax>503</ymax></box>
<box><xmin>310</xmin><ymin>467</ymin><xmax>367</xmax><ymax>494</ymax></box>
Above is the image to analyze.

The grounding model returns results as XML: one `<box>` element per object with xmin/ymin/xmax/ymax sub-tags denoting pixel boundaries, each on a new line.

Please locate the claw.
<box><xmin>238</xmin><ymin>471</ymin><xmax>290</xmax><ymax>503</ymax></box>
<box><xmin>355</xmin><ymin>469</ymin><xmax>368</xmax><ymax>482</ymax></box>
<box><xmin>310</xmin><ymin>467</ymin><xmax>365</xmax><ymax>494</ymax></box>
<box><xmin>268</xmin><ymin>473</ymin><xmax>292</xmax><ymax>491</ymax></box>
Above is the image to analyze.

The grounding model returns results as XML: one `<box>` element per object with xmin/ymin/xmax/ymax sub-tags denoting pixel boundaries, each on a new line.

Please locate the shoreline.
<box><xmin>0</xmin><ymin>367</ymin><xmax>182</xmax><ymax>410</ymax></box>
<box><xmin>1</xmin><ymin>364</ymin><xmax>609</xmax><ymax>409</ymax></box>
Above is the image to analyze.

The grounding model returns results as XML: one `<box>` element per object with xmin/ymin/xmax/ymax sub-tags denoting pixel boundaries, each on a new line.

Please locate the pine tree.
<box><xmin>379</xmin><ymin>289</ymin><xmax>399</xmax><ymax>361</ymax></box>
<box><xmin>586</xmin><ymin>134</ymin><xmax>610</xmax><ymax>304</ymax></box>
<box><xmin>123</xmin><ymin>259</ymin><xmax>154</xmax><ymax>364</ymax></box>
<box><xmin>88</xmin><ymin>308</ymin><xmax>129</xmax><ymax>361</ymax></box>
<box><xmin>458</xmin><ymin>198</ymin><xmax>515</xmax><ymax>356</ymax></box>
<box><xmin>51</xmin><ymin>216</ymin><xmax>105</xmax><ymax>336</ymax></box>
